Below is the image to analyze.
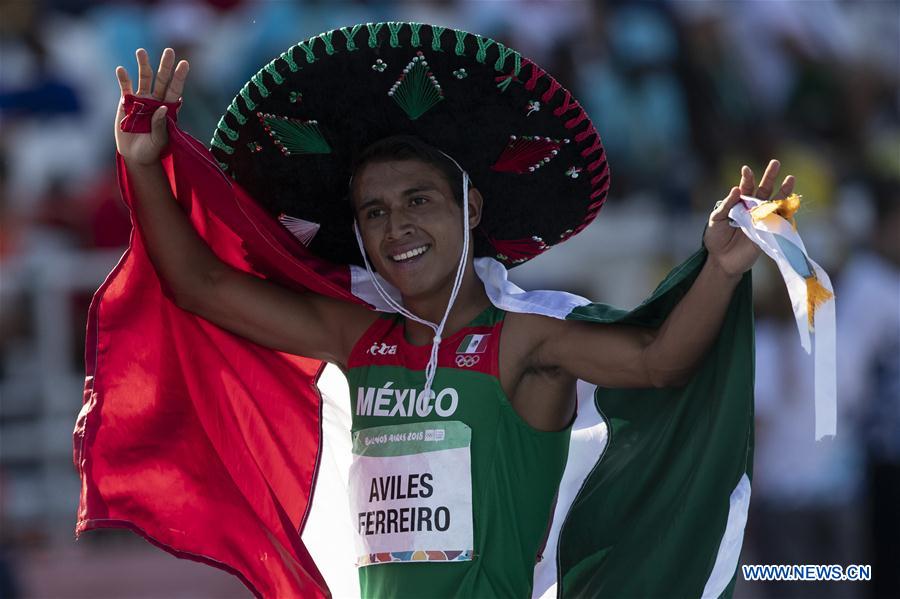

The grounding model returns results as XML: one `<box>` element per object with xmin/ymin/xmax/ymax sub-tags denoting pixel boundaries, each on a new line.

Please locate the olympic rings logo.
<box><xmin>455</xmin><ymin>354</ymin><xmax>480</xmax><ymax>368</ymax></box>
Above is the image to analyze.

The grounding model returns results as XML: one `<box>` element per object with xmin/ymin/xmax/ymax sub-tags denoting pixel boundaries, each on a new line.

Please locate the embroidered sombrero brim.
<box><xmin>210</xmin><ymin>22</ymin><xmax>609</xmax><ymax>268</ymax></box>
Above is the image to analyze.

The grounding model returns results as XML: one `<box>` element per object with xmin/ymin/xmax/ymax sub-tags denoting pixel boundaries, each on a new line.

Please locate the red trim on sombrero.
<box><xmin>541</xmin><ymin>79</ymin><xmax>562</xmax><ymax>104</ymax></box>
<box><xmin>590</xmin><ymin>160</ymin><xmax>610</xmax><ymax>185</ymax></box>
<box><xmin>509</xmin><ymin>57</ymin><xmax>609</xmax><ymax>260</ymax></box>
<box><xmin>552</xmin><ymin>90</ymin><xmax>578</xmax><ymax>117</ymax></box>
<box><xmin>488</xmin><ymin>236</ymin><xmax>550</xmax><ymax>262</ymax></box>
<box><xmin>524</xmin><ymin>60</ymin><xmax>544</xmax><ymax>92</ymax></box>
<box><xmin>564</xmin><ymin>110</ymin><xmax>588</xmax><ymax>129</ymax></box>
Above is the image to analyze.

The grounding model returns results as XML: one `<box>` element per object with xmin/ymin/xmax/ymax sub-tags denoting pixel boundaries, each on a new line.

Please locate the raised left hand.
<box><xmin>704</xmin><ymin>159</ymin><xmax>795</xmax><ymax>277</ymax></box>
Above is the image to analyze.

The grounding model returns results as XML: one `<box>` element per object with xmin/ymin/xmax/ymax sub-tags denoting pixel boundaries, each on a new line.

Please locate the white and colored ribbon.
<box><xmin>729</xmin><ymin>195</ymin><xmax>836</xmax><ymax>440</ymax></box>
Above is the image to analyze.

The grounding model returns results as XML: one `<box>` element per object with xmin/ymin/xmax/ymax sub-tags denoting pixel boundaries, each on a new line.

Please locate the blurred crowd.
<box><xmin>1</xmin><ymin>0</ymin><xmax>897</xmax><ymax>597</ymax></box>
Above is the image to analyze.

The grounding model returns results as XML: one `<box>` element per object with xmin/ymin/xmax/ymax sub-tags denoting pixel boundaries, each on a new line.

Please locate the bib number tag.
<box><xmin>349</xmin><ymin>420</ymin><xmax>474</xmax><ymax>567</ymax></box>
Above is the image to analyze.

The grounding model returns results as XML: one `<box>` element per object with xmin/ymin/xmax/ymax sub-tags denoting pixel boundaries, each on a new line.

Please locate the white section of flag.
<box><xmin>462</xmin><ymin>334</ymin><xmax>488</xmax><ymax>354</ymax></box>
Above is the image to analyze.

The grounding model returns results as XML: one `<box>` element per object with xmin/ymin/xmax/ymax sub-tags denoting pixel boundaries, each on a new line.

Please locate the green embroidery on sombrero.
<box><xmin>454</xmin><ymin>30</ymin><xmax>467</xmax><ymax>56</ymax></box>
<box><xmin>216</xmin><ymin>116</ymin><xmax>239</xmax><ymax>141</ymax></box>
<box><xmin>250</xmin><ymin>72</ymin><xmax>269</xmax><ymax>98</ymax></box>
<box><xmin>239</xmin><ymin>85</ymin><xmax>257</xmax><ymax>111</ymax></box>
<box><xmin>387</xmin><ymin>22</ymin><xmax>403</xmax><ymax>48</ymax></box>
<box><xmin>452</xmin><ymin>68</ymin><xmax>468</xmax><ymax>79</ymax></box>
<box><xmin>296</xmin><ymin>38</ymin><xmax>318</xmax><ymax>63</ymax></box>
<box><xmin>430</xmin><ymin>25</ymin><xmax>446</xmax><ymax>51</ymax></box>
<box><xmin>474</xmin><ymin>36</ymin><xmax>495</xmax><ymax>64</ymax></box>
<box><xmin>217</xmin><ymin>160</ymin><xmax>229</xmax><ymax>172</ymax></box>
<box><xmin>409</xmin><ymin>22</ymin><xmax>422</xmax><ymax>47</ymax></box>
<box><xmin>263</xmin><ymin>60</ymin><xmax>284</xmax><ymax>85</ymax></box>
<box><xmin>289</xmin><ymin>91</ymin><xmax>301</xmax><ymax>103</ymax></box>
<box><xmin>210</xmin><ymin>130</ymin><xmax>234</xmax><ymax>154</ymax></box>
<box><xmin>318</xmin><ymin>30</ymin><xmax>336</xmax><ymax>55</ymax></box>
<box><xmin>340</xmin><ymin>24</ymin><xmax>363</xmax><ymax>51</ymax></box>
<box><xmin>494</xmin><ymin>44</ymin><xmax>521</xmax><ymax>76</ymax></box>
<box><xmin>226</xmin><ymin>99</ymin><xmax>247</xmax><ymax>125</ymax></box>
<box><xmin>259</xmin><ymin>113</ymin><xmax>332</xmax><ymax>155</ymax></box>
<box><xmin>279</xmin><ymin>47</ymin><xmax>299</xmax><ymax>72</ymax></box>
<box><xmin>495</xmin><ymin>74</ymin><xmax>519</xmax><ymax>93</ymax></box>
<box><xmin>388</xmin><ymin>52</ymin><xmax>444</xmax><ymax>120</ymax></box>
<box><xmin>366</xmin><ymin>23</ymin><xmax>383</xmax><ymax>48</ymax></box>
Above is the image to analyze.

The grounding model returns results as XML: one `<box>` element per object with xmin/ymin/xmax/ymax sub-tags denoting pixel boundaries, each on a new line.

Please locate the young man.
<box><xmin>85</xmin><ymin>28</ymin><xmax>793</xmax><ymax>598</ymax></box>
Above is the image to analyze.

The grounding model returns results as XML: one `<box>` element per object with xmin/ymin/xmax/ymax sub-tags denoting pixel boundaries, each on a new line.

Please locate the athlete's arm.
<box><xmin>534</xmin><ymin>259</ymin><xmax>742</xmax><ymax>388</ymax></box>
<box><xmin>534</xmin><ymin>161</ymin><xmax>795</xmax><ymax>388</ymax></box>
<box><xmin>116</xmin><ymin>48</ymin><xmax>373</xmax><ymax>367</ymax></box>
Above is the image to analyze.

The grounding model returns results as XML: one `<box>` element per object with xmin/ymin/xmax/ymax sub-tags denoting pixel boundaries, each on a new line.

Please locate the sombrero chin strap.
<box><xmin>353</xmin><ymin>168</ymin><xmax>471</xmax><ymax>398</ymax></box>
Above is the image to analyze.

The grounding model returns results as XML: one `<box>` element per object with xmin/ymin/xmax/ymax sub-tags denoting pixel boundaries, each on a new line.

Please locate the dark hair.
<box><xmin>349</xmin><ymin>134</ymin><xmax>471</xmax><ymax>205</ymax></box>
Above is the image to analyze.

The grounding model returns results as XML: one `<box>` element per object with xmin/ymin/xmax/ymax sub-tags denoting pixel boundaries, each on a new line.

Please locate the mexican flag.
<box><xmin>74</xmin><ymin>108</ymin><xmax>753</xmax><ymax>598</ymax></box>
<box><xmin>456</xmin><ymin>334</ymin><xmax>490</xmax><ymax>354</ymax></box>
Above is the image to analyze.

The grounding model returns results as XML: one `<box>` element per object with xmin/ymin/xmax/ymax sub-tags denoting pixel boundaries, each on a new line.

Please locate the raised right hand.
<box><xmin>114</xmin><ymin>48</ymin><xmax>189</xmax><ymax>166</ymax></box>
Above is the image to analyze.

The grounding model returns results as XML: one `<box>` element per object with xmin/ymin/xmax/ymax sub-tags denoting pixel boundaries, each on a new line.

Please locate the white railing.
<box><xmin>1</xmin><ymin>245</ymin><xmax>124</xmax><ymax>542</ymax></box>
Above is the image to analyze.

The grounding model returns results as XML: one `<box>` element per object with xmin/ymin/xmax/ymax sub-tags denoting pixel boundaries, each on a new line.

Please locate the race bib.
<box><xmin>349</xmin><ymin>420</ymin><xmax>474</xmax><ymax>567</ymax></box>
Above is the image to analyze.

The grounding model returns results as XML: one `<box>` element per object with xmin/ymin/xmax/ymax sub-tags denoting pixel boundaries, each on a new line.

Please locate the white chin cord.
<box><xmin>352</xmin><ymin>165</ymin><xmax>470</xmax><ymax>398</ymax></box>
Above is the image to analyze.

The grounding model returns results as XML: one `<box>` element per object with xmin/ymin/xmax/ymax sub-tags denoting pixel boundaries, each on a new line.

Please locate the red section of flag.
<box><xmin>74</xmin><ymin>98</ymin><xmax>362</xmax><ymax>598</ymax></box>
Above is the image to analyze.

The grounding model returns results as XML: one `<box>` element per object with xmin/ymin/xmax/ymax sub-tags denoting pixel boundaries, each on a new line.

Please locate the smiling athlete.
<box><xmin>80</xmin><ymin>23</ymin><xmax>795</xmax><ymax>598</ymax></box>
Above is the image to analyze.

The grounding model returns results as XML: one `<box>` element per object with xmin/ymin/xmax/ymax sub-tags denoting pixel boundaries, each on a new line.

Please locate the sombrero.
<box><xmin>209</xmin><ymin>21</ymin><xmax>609</xmax><ymax>268</ymax></box>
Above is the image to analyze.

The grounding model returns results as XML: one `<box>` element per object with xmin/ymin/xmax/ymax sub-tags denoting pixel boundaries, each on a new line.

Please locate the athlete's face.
<box><xmin>351</xmin><ymin>159</ymin><xmax>482</xmax><ymax>300</ymax></box>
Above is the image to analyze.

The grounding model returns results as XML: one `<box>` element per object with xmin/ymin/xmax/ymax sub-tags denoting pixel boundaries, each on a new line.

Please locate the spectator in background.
<box><xmin>0</xmin><ymin>30</ymin><xmax>81</xmax><ymax>119</ymax></box>
<box><xmin>0</xmin><ymin>468</ymin><xmax>22</xmax><ymax>598</ymax></box>
<box><xmin>670</xmin><ymin>3</ymin><xmax>753</xmax><ymax>180</ymax></box>
<box><xmin>577</xmin><ymin>3</ymin><xmax>691</xmax><ymax>208</ymax></box>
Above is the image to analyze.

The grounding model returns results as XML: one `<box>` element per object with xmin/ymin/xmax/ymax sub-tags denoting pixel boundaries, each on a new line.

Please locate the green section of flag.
<box><xmin>558</xmin><ymin>248</ymin><xmax>754</xmax><ymax>598</ymax></box>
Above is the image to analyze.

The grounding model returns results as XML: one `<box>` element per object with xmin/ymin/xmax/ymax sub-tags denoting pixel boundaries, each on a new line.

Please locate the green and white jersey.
<box><xmin>346</xmin><ymin>305</ymin><xmax>571</xmax><ymax>598</ymax></box>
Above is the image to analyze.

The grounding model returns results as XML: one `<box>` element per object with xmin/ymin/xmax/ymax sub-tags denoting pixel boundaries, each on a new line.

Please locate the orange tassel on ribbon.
<box><xmin>806</xmin><ymin>276</ymin><xmax>834</xmax><ymax>329</ymax></box>
<box><xmin>750</xmin><ymin>193</ymin><xmax>802</xmax><ymax>230</ymax></box>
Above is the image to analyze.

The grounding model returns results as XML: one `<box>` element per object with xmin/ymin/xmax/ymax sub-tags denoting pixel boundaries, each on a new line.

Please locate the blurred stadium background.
<box><xmin>0</xmin><ymin>0</ymin><xmax>897</xmax><ymax>597</ymax></box>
